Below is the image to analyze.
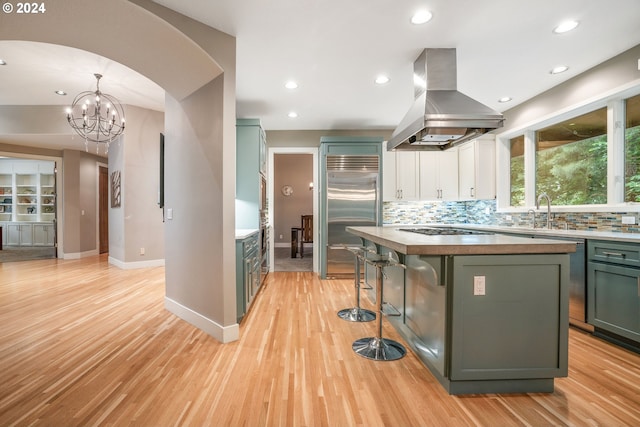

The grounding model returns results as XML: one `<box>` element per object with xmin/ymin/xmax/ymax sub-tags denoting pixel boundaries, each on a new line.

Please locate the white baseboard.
<box><xmin>274</xmin><ymin>242</ymin><xmax>315</xmax><ymax>253</ymax></box>
<box><xmin>108</xmin><ymin>257</ymin><xmax>165</xmax><ymax>270</ymax></box>
<box><xmin>164</xmin><ymin>297</ymin><xmax>239</xmax><ymax>343</ymax></box>
<box><xmin>63</xmin><ymin>249</ymin><xmax>98</xmax><ymax>260</ymax></box>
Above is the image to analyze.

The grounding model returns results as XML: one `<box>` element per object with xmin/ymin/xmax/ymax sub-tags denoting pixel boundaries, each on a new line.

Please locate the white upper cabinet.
<box><xmin>419</xmin><ymin>150</ymin><xmax>459</xmax><ymax>201</ymax></box>
<box><xmin>383</xmin><ymin>142</ymin><xmax>419</xmax><ymax>201</ymax></box>
<box><xmin>458</xmin><ymin>137</ymin><xmax>496</xmax><ymax>200</ymax></box>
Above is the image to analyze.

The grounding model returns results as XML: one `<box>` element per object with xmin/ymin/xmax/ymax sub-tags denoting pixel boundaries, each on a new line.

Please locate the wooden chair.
<box><xmin>300</xmin><ymin>215</ymin><xmax>313</xmax><ymax>258</ymax></box>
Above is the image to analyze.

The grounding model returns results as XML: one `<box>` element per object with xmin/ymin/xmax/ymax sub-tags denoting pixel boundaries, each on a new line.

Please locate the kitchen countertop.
<box><xmin>447</xmin><ymin>224</ymin><xmax>640</xmax><ymax>243</ymax></box>
<box><xmin>347</xmin><ymin>226</ymin><xmax>576</xmax><ymax>255</ymax></box>
<box><xmin>235</xmin><ymin>229</ymin><xmax>259</xmax><ymax>240</ymax></box>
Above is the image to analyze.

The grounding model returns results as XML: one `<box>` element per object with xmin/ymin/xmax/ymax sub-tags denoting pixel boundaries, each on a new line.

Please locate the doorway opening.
<box><xmin>269</xmin><ymin>149</ymin><xmax>318</xmax><ymax>272</ymax></box>
<box><xmin>0</xmin><ymin>157</ymin><xmax>58</xmax><ymax>263</ymax></box>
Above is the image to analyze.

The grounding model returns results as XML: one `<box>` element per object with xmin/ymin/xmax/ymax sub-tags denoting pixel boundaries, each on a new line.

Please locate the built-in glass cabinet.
<box><xmin>0</xmin><ymin>159</ymin><xmax>56</xmax><ymax>247</ymax></box>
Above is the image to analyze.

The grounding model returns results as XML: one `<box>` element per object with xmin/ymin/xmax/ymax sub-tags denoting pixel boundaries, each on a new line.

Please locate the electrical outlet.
<box><xmin>140</xmin><ymin>247</ymin><xmax>145</xmax><ymax>255</ymax></box>
<box><xmin>505</xmin><ymin>215</ymin><xmax>512</xmax><ymax>221</ymax></box>
<box><xmin>622</xmin><ymin>216</ymin><xmax>636</xmax><ymax>225</ymax></box>
<box><xmin>166</xmin><ymin>208</ymin><xmax>173</xmax><ymax>220</ymax></box>
<box><xmin>279</xmin><ymin>234</ymin><xmax>283</xmax><ymax>240</ymax></box>
<box><xmin>473</xmin><ymin>276</ymin><xmax>486</xmax><ymax>296</ymax></box>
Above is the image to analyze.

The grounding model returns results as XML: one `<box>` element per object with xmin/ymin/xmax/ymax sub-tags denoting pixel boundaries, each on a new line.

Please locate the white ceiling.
<box><xmin>1</xmin><ymin>0</ymin><xmax>640</xmax><ymax>151</ymax></box>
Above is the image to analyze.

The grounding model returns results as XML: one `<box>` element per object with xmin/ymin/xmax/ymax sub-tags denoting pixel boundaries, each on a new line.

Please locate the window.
<box><xmin>510</xmin><ymin>135</ymin><xmax>524</xmax><ymax>207</ymax></box>
<box><xmin>500</xmin><ymin>87</ymin><xmax>640</xmax><ymax>211</ymax></box>
<box><xmin>625</xmin><ymin>94</ymin><xmax>640</xmax><ymax>202</ymax></box>
<box><xmin>535</xmin><ymin>108</ymin><xmax>607</xmax><ymax>205</ymax></box>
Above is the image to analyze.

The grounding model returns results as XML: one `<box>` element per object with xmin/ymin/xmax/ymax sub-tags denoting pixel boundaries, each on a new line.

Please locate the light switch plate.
<box><xmin>473</xmin><ymin>276</ymin><xmax>486</xmax><ymax>296</ymax></box>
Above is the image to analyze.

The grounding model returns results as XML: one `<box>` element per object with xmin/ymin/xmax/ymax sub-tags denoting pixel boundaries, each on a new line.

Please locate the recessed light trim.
<box><xmin>550</xmin><ymin>65</ymin><xmax>569</xmax><ymax>74</ymax></box>
<box><xmin>498</xmin><ymin>96</ymin><xmax>512</xmax><ymax>103</ymax></box>
<box><xmin>553</xmin><ymin>20</ymin><xmax>579</xmax><ymax>34</ymax></box>
<box><xmin>375</xmin><ymin>75</ymin><xmax>390</xmax><ymax>85</ymax></box>
<box><xmin>285</xmin><ymin>81</ymin><xmax>298</xmax><ymax>89</ymax></box>
<box><xmin>55</xmin><ymin>90</ymin><xmax>67</xmax><ymax>96</ymax></box>
<box><xmin>287</xmin><ymin>111</ymin><xmax>298</xmax><ymax>118</ymax></box>
<box><xmin>411</xmin><ymin>10</ymin><xmax>433</xmax><ymax>25</ymax></box>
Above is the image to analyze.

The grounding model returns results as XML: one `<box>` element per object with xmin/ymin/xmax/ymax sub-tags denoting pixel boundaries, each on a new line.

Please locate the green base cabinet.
<box><xmin>235</xmin><ymin>231</ymin><xmax>260</xmax><ymax>323</ymax></box>
<box><xmin>588</xmin><ymin>240</ymin><xmax>640</xmax><ymax>347</ymax></box>
<box><xmin>379</xmin><ymin>252</ymin><xmax>569</xmax><ymax>395</ymax></box>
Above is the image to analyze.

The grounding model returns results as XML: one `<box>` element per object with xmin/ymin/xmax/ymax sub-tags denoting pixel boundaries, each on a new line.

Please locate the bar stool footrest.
<box><xmin>381</xmin><ymin>302</ymin><xmax>401</xmax><ymax>317</ymax></box>
<box><xmin>337</xmin><ymin>307</ymin><xmax>376</xmax><ymax>322</ymax></box>
<box><xmin>352</xmin><ymin>337</ymin><xmax>406</xmax><ymax>361</ymax></box>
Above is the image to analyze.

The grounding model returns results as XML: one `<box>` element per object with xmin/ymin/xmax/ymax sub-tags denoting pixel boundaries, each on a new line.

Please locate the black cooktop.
<box><xmin>399</xmin><ymin>227</ymin><xmax>492</xmax><ymax>236</ymax></box>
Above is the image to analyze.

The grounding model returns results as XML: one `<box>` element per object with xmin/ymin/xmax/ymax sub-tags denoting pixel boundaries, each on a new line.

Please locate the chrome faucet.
<box><xmin>527</xmin><ymin>209</ymin><xmax>537</xmax><ymax>228</ymax></box>
<box><xmin>536</xmin><ymin>193</ymin><xmax>552</xmax><ymax>229</ymax></box>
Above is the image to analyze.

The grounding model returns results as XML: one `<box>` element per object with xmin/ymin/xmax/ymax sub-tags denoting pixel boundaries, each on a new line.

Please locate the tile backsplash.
<box><xmin>383</xmin><ymin>200</ymin><xmax>640</xmax><ymax>233</ymax></box>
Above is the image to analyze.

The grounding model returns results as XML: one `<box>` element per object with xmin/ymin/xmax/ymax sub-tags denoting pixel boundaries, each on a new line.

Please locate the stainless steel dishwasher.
<box><xmin>533</xmin><ymin>235</ymin><xmax>588</xmax><ymax>330</ymax></box>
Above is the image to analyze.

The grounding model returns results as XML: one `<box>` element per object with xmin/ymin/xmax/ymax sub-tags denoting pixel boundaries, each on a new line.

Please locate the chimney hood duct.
<box><xmin>387</xmin><ymin>48</ymin><xmax>504</xmax><ymax>151</ymax></box>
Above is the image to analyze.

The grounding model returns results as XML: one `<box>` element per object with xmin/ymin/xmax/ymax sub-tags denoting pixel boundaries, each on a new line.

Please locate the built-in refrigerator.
<box><xmin>319</xmin><ymin>137</ymin><xmax>383</xmax><ymax>278</ymax></box>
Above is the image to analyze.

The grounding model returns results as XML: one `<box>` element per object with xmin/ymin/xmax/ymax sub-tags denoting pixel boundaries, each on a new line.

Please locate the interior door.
<box><xmin>99</xmin><ymin>166</ymin><xmax>109</xmax><ymax>254</ymax></box>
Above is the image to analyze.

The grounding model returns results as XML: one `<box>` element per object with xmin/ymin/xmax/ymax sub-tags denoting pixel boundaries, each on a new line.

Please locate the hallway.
<box><xmin>273</xmin><ymin>246</ymin><xmax>312</xmax><ymax>272</ymax></box>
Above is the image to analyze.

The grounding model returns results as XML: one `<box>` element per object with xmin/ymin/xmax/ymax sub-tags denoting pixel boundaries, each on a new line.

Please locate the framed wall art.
<box><xmin>111</xmin><ymin>170</ymin><xmax>121</xmax><ymax>208</ymax></box>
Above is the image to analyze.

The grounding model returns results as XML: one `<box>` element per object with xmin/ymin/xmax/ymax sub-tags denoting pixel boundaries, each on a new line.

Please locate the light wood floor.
<box><xmin>1</xmin><ymin>255</ymin><xmax>640</xmax><ymax>426</ymax></box>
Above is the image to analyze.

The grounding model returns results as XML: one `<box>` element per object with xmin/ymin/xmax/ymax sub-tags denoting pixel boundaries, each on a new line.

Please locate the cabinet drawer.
<box><xmin>588</xmin><ymin>240</ymin><xmax>640</xmax><ymax>267</ymax></box>
<box><xmin>243</xmin><ymin>235</ymin><xmax>259</xmax><ymax>255</ymax></box>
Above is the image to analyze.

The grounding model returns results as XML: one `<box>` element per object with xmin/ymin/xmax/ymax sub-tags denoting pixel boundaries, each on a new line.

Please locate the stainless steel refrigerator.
<box><xmin>322</xmin><ymin>154</ymin><xmax>381</xmax><ymax>278</ymax></box>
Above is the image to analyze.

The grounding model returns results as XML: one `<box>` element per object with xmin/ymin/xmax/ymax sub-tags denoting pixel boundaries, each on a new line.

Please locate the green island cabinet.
<box><xmin>588</xmin><ymin>239</ymin><xmax>640</xmax><ymax>349</ymax></box>
<box><xmin>363</xmin><ymin>243</ymin><xmax>569</xmax><ymax>395</ymax></box>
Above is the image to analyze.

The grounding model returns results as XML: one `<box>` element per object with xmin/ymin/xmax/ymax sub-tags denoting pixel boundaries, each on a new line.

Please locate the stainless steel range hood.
<box><xmin>387</xmin><ymin>48</ymin><xmax>504</xmax><ymax>151</ymax></box>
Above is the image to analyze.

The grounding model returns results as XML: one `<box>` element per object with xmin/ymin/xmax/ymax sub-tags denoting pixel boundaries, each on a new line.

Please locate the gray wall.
<box><xmin>144</xmin><ymin>2</ymin><xmax>239</xmax><ymax>341</ymax></box>
<box><xmin>267</xmin><ymin>129</ymin><xmax>393</xmax><ymax>147</ymax></box>
<box><xmin>108</xmin><ymin>105</ymin><xmax>165</xmax><ymax>265</ymax></box>
<box><xmin>61</xmin><ymin>148</ymin><xmax>103</xmax><ymax>256</ymax></box>
<box><xmin>502</xmin><ymin>44</ymin><xmax>640</xmax><ymax>133</ymax></box>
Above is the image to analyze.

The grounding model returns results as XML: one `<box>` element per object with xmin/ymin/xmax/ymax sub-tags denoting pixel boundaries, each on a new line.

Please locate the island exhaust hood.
<box><xmin>387</xmin><ymin>48</ymin><xmax>504</xmax><ymax>151</ymax></box>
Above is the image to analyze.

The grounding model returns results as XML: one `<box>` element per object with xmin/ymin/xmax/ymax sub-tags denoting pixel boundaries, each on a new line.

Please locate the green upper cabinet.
<box><xmin>236</xmin><ymin>119</ymin><xmax>266</xmax><ymax>229</ymax></box>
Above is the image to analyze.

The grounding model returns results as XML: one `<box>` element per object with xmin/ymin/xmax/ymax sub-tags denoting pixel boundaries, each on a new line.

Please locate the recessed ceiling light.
<box><xmin>550</xmin><ymin>65</ymin><xmax>569</xmax><ymax>74</ymax></box>
<box><xmin>55</xmin><ymin>90</ymin><xmax>67</xmax><ymax>96</ymax></box>
<box><xmin>285</xmin><ymin>81</ymin><xmax>298</xmax><ymax>89</ymax></box>
<box><xmin>0</xmin><ymin>59</ymin><xmax>6</xmax><ymax>65</ymax></box>
<box><xmin>553</xmin><ymin>20</ymin><xmax>579</xmax><ymax>34</ymax></box>
<box><xmin>498</xmin><ymin>96</ymin><xmax>512</xmax><ymax>103</ymax></box>
<box><xmin>287</xmin><ymin>111</ymin><xmax>298</xmax><ymax>118</ymax></box>
<box><xmin>411</xmin><ymin>10</ymin><xmax>433</xmax><ymax>25</ymax></box>
<box><xmin>375</xmin><ymin>75</ymin><xmax>390</xmax><ymax>85</ymax></box>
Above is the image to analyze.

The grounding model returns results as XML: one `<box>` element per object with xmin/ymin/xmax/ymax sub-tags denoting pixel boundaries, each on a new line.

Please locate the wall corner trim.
<box><xmin>164</xmin><ymin>297</ymin><xmax>239</xmax><ymax>343</ymax></box>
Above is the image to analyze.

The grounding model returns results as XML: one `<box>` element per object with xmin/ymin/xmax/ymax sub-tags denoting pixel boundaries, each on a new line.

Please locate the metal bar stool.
<box><xmin>336</xmin><ymin>245</ymin><xmax>376</xmax><ymax>322</ymax></box>
<box><xmin>352</xmin><ymin>256</ymin><xmax>406</xmax><ymax>361</ymax></box>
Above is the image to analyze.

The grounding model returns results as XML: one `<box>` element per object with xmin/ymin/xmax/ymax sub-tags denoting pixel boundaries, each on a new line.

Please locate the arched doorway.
<box><xmin>0</xmin><ymin>0</ymin><xmax>241</xmax><ymax>343</ymax></box>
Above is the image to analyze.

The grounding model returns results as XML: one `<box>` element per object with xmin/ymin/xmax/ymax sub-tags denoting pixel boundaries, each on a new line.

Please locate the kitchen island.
<box><xmin>347</xmin><ymin>226</ymin><xmax>576</xmax><ymax>395</ymax></box>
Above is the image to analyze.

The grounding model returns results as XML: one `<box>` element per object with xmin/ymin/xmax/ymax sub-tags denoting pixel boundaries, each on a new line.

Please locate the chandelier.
<box><xmin>66</xmin><ymin>73</ymin><xmax>125</xmax><ymax>154</ymax></box>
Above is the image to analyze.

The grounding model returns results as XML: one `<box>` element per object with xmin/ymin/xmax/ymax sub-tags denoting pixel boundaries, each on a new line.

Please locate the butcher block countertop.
<box><xmin>346</xmin><ymin>226</ymin><xmax>577</xmax><ymax>256</ymax></box>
